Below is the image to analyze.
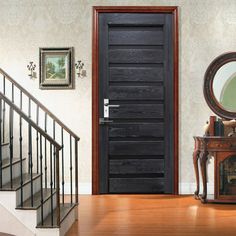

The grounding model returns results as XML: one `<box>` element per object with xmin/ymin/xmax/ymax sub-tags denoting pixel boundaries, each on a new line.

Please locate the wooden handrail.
<box><xmin>0</xmin><ymin>92</ymin><xmax>62</xmax><ymax>149</ymax></box>
<box><xmin>0</xmin><ymin>68</ymin><xmax>80</xmax><ymax>141</ymax></box>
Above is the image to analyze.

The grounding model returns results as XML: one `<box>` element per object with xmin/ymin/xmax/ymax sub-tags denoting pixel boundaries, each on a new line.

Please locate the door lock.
<box><xmin>104</xmin><ymin>98</ymin><xmax>120</xmax><ymax>118</ymax></box>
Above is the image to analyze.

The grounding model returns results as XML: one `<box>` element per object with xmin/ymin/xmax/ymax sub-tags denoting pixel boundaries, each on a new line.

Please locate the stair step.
<box><xmin>16</xmin><ymin>188</ymin><xmax>56</xmax><ymax>210</ymax></box>
<box><xmin>1</xmin><ymin>142</ymin><xmax>9</xmax><ymax>146</ymax></box>
<box><xmin>2</xmin><ymin>158</ymin><xmax>25</xmax><ymax>169</ymax></box>
<box><xmin>37</xmin><ymin>203</ymin><xmax>77</xmax><ymax>228</ymax></box>
<box><xmin>0</xmin><ymin>173</ymin><xmax>41</xmax><ymax>191</ymax></box>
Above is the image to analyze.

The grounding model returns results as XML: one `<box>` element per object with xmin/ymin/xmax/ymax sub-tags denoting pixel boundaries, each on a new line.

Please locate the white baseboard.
<box><xmin>179</xmin><ymin>182</ymin><xmax>214</xmax><ymax>195</ymax></box>
<box><xmin>79</xmin><ymin>183</ymin><xmax>92</xmax><ymax>194</ymax></box>
<box><xmin>64</xmin><ymin>182</ymin><xmax>92</xmax><ymax>195</ymax></box>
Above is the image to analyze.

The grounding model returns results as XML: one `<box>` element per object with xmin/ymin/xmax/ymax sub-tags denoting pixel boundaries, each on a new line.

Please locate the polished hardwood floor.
<box><xmin>66</xmin><ymin>195</ymin><xmax>236</xmax><ymax>236</ymax></box>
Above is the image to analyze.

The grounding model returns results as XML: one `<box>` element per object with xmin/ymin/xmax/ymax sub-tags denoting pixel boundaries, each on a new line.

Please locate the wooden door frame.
<box><xmin>92</xmin><ymin>6</ymin><xmax>179</xmax><ymax>195</ymax></box>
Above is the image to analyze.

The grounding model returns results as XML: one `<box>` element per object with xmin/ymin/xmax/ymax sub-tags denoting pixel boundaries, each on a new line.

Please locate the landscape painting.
<box><xmin>45</xmin><ymin>55</ymin><xmax>66</xmax><ymax>80</ymax></box>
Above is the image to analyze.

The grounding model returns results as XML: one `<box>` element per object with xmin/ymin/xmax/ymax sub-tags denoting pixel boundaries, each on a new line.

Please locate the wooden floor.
<box><xmin>66</xmin><ymin>195</ymin><xmax>236</xmax><ymax>236</ymax></box>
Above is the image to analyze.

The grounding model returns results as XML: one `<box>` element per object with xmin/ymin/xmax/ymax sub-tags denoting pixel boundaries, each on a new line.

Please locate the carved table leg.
<box><xmin>193</xmin><ymin>149</ymin><xmax>200</xmax><ymax>199</ymax></box>
<box><xmin>200</xmin><ymin>150</ymin><xmax>209</xmax><ymax>203</ymax></box>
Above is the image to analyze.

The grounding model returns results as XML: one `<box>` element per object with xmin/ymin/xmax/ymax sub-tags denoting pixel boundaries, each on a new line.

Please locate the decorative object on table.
<box><xmin>75</xmin><ymin>60</ymin><xmax>86</xmax><ymax>79</ymax></box>
<box><xmin>214</xmin><ymin>118</ymin><xmax>224</xmax><ymax>136</ymax></box>
<box><xmin>203</xmin><ymin>121</ymin><xmax>210</xmax><ymax>136</ymax></box>
<box><xmin>223</xmin><ymin>119</ymin><xmax>236</xmax><ymax>137</ymax></box>
<box><xmin>27</xmin><ymin>62</ymin><xmax>36</xmax><ymax>79</ymax></box>
<box><xmin>208</xmin><ymin>115</ymin><xmax>216</xmax><ymax>136</ymax></box>
<box><xmin>39</xmin><ymin>47</ymin><xmax>74</xmax><ymax>89</ymax></box>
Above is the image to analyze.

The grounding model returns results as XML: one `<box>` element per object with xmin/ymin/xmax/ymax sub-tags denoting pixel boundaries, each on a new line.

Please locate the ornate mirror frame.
<box><xmin>204</xmin><ymin>52</ymin><xmax>236</xmax><ymax>120</ymax></box>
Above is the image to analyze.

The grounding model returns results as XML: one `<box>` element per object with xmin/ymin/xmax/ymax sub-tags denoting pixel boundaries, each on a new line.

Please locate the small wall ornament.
<box><xmin>75</xmin><ymin>60</ymin><xmax>86</xmax><ymax>79</ymax></box>
<box><xmin>27</xmin><ymin>62</ymin><xmax>36</xmax><ymax>79</ymax></box>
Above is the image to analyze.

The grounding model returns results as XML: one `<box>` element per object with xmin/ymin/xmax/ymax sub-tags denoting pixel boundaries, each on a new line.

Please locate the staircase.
<box><xmin>0</xmin><ymin>69</ymin><xmax>80</xmax><ymax>236</ymax></box>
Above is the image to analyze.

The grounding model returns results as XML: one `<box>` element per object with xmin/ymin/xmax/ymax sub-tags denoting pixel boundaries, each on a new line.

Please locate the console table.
<box><xmin>193</xmin><ymin>136</ymin><xmax>236</xmax><ymax>203</ymax></box>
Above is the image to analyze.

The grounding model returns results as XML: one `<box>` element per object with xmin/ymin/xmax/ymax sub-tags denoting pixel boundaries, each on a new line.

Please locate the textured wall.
<box><xmin>0</xmin><ymin>0</ymin><xmax>236</xmax><ymax>193</ymax></box>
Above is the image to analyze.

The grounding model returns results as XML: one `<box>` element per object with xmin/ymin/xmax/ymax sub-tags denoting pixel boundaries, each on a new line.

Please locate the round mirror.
<box><xmin>213</xmin><ymin>61</ymin><xmax>236</xmax><ymax>112</ymax></box>
<box><xmin>204</xmin><ymin>52</ymin><xmax>236</xmax><ymax>119</ymax></box>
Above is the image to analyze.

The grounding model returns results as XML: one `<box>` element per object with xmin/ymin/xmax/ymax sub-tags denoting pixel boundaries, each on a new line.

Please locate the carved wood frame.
<box><xmin>204</xmin><ymin>52</ymin><xmax>236</xmax><ymax>120</ymax></box>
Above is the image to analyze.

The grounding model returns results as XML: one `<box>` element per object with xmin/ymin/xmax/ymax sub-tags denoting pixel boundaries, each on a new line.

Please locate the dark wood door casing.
<box><xmin>92</xmin><ymin>6</ymin><xmax>179</xmax><ymax>195</ymax></box>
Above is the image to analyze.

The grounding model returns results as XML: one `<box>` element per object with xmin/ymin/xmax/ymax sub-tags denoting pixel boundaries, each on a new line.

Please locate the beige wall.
<box><xmin>0</xmin><ymin>0</ymin><xmax>236</xmax><ymax>193</ymax></box>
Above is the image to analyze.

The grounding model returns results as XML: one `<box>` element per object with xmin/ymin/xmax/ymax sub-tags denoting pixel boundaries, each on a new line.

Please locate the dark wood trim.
<box><xmin>173</xmin><ymin>7</ymin><xmax>179</xmax><ymax>195</ymax></box>
<box><xmin>92</xmin><ymin>7</ymin><xmax>99</xmax><ymax>195</ymax></box>
<box><xmin>92</xmin><ymin>6</ymin><xmax>179</xmax><ymax>195</ymax></box>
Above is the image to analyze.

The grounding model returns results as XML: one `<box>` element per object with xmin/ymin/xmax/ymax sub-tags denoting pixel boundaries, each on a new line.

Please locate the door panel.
<box><xmin>98</xmin><ymin>12</ymin><xmax>175</xmax><ymax>194</ymax></box>
<box><xmin>109</xmin><ymin>104</ymin><xmax>164</xmax><ymax>119</ymax></box>
<box><xmin>109</xmin><ymin>86</ymin><xmax>164</xmax><ymax>100</ymax></box>
<box><xmin>108</xmin><ymin>123</ymin><xmax>164</xmax><ymax>138</ymax></box>
<box><xmin>109</xmin><ymin>26</ymin><xmax>164</xmax><ymax>45</ymax></box>
<box><xmin>109</xmin><ymin>67</ymin><xmax>164</xmax><ymax>82</ymax></box>
<box><xmin>109</xmin><ymin>141</ymin><xmax>164</xmax><ymax>156</ymax></box>
<box><xmin>109</xmin><ymin>48</ymin><xmax>164</xmax><ymax>64</ymax></box>
<box><xmin>109</xmin><ymin>178</ymin><xmax>164</xmax><ymax>193</ymax></box>
<box><xmin>109</xmin><ymin>159</ymin><xmax>164</xmax><ymax>174</ymax></box>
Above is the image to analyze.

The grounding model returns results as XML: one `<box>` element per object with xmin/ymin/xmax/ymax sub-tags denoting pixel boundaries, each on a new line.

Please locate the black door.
<box><xmin>99</xmin><ymin>13</ymin><xmax>175</xmax><ymax>194</ymax></box>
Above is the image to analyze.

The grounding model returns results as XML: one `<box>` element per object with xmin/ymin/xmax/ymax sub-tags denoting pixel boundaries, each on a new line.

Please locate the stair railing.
<box><xmin>0</xmin><ymin>68</ymin><xmax>80</xmax><ymax>225</ymax></box>
<box><xmin>0</xmin><ymin>92</ymin><xmax>62</xmax><ymax>226</ymax></box>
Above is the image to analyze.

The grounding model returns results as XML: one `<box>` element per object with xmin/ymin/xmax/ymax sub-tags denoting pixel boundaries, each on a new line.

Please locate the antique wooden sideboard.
<box><xmin>193</xmin><ymin>136</ymin><xmax>236</xmax><ymax>203</ymax></box>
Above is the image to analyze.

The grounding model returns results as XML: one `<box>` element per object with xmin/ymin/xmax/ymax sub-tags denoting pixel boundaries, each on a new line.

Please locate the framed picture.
<box><xmin>39</xmin><ymin>47</ymin><xmax>74</xmax><ymax>89</ymax></box>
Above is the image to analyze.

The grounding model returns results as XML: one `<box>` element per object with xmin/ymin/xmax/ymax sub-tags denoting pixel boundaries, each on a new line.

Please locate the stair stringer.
<box><xmin>0</xmin><ymin>201</ymin><xmax>34</xmax><ymax>236</ymax></box>
<box><xmin>59</xmin><ymin>204</ymin><xmax>78</xmax><ymax>236</ymax></box>
<box><xmin>35</xmin><ymin>205</ymin><xmax>78</xmax><ymax>236</ymax></box>
<box><xmin>0</xmin><ymin>191</ymin><xmax>78</xmax><ymax>236</ymax></box>
<box><xmin>0</xmin><ymin>191</ymin><xmax>37</xmax><ymax>234</ymax></box>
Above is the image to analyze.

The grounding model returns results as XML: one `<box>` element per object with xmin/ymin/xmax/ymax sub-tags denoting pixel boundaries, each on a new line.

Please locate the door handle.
<box><xmin>99</xmin><ymin>118</ymin><xmax>114</xmax><ymax>125</ymax></box>
<box><xmin>104</xmin><ymin>98</ymin><xmax>120</xmax><ymax>118</ymax></box>
<box><xmin>105</xmin><ymin>104</ymin><xmax>120</xmax><ymax>108</ymax></box>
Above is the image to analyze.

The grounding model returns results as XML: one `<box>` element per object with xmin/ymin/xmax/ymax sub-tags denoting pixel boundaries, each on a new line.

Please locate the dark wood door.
<box><xmin>96</xmin><ymin>10</ymin><xmax>178</xmax><ymax>194</ymax></box>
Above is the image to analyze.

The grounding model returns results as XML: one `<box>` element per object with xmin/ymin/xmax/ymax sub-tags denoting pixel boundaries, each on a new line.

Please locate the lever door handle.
<box><xmin>99</xmin><ymin>118</ymin><xmax>114</xmax><ymax>125</ymax></box>
<box><xmin>106</xmin><ymin>104</ymin><xmax>120</xmax><ymax>108</ymax></box>
<box><xmin>104</xmin><ymin>98</ymin><xmax>120</xmax><ymax>118</ymax></box>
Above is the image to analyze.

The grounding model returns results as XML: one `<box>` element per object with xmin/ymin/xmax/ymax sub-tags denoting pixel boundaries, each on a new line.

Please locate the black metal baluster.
<box><xmin>19</xmin><ymin>91</ymin><xmax>23</xmax><ymax>206</ymax></box>
<box><xmin>2</xmin><ymin>77</ymin><xmax>5</xmax><ymax>143</ymax></box>
<box><xmin>44</xmin><ymin>113</ymin><xmax>47</xmax><ymax>189</ymax></box>
<box><xmin>28</xmin><ymin>98</ymin><xmax>31</xmax><ymax>173</ymax></box>
<box><xmin>9</xmin><ymin>106</ymin><xmax>13</xmax><ymax>188</ymax></box>
<box><xmin>3</xmin><ymin>76</ymin><xmax>5</xmax><ymax>95</ymax></box>
<box><xmin>56</xmin><ymin>147</ymin><xmax>60</xmax><ymax>227</ymax></box>
<box><xmin>61</xmin><ymin>128</ymin><xmax>64</xmax><ymax>204</ymax></box>
<box><xmin>75</xmin><ymin>139</ymin><xmax>78</xmax><ymax>204</ymax></box>
<box><xmin>28</xmin><ymin>98</ymin><xmax>31</xmax><ymax>118</ymax></box>
<box><xmin>20</xmin><ymin>91</ymin><xmax>22</xmax><ymax>110</ymax></box>
<box><xmin>19</xmin><ymin>117</ymin><xmax>23</xmax><ymax>206</ymax></box>
<box><xmin>40</xmin><ymin>134</ymin><xmax>44</xmax><ymax>225</ymax></box>
<box><xmin>11</xmin><ymin>84</ymin><xmax>14</xmax><ymax>103</ymax></box>
<box><xmin>53</xmin><ymin>120</ymin><xmax>56</xmax><ymax>189</ymax></box>
<box><xmin>0</xmin><ymin>99</ymin><xmax>2</xmax><ymax>188</ymax></box>
<box><xmin>36</xmin><ymin>105</ymin><xmax>39</xmax><ymax>174</ymax></box>
<box><xmin>70</xmin><ymin>135</ymin><xmax>73</xmax><ymax>204</ymax></box>
<box><xmin>2</xmin><ymin>101</ymin><xmax>5</xmax><ymax>143</ymax></box>
<box><xmin>28</xmin><ymin>125</ymin><xmax>33</xmax><ymax>207</ymax></box>
<box><xmin>50</xmin><ymin>143</ymin><xmax>54</xmax><ymax>226</ymax></box>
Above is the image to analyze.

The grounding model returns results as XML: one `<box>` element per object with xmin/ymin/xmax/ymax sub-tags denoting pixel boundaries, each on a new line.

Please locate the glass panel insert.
<box><xmin>220</xmin><ymin>156</ymin><xmax>236</xmax><ymax>195</ymax></box>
